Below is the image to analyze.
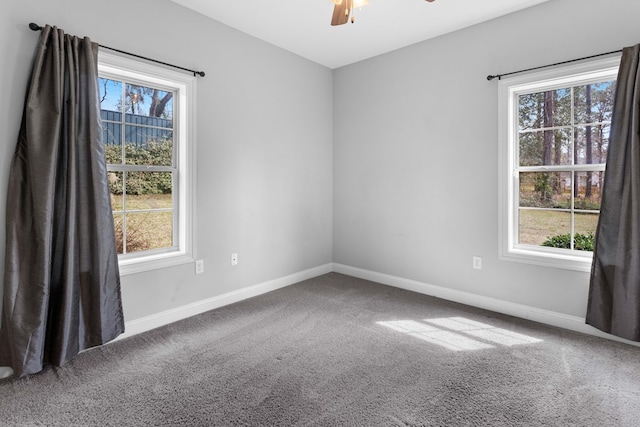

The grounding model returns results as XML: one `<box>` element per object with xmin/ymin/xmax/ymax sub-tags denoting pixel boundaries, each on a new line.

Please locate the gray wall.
<box><xmin>0</xmin><ymin>0</ymin><xmax>333</xmax><ymax>321</ymax></box>
<box><xmin>2</xmin><ymin>0</ymin><xmax>640</xmax><ymax>327</ymax></box>
<box><xmin>333</xmin><ymin>0</ymin><xmax>640</xmax><ymax>318</ymax></box>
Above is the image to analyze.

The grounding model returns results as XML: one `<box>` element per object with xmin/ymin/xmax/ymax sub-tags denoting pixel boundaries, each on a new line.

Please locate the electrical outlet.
<box><xmin>473</xmin><ymin>256</ymin><xmax>482</xmax><ymax>270</ymax></box>
<box><xmin>231</xmin><ymin>253</ymin><xmax>238</xmax><ymax>266</ymax></box>
<box><xmin>195</xmin><ymin>259</ymin><xmax>204</xmax><ymax>274</ymax></box>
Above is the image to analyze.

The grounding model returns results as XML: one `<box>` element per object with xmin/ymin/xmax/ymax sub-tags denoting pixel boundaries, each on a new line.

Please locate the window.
<box><xmin>499</xmin><ymin>56</ymin><xmax>620</xmax><ymax>271</ymax></box>
<box><xmin>98</xmin><ymin>52</ymin><xmax>196</xmax><ymax>275</ymax></box>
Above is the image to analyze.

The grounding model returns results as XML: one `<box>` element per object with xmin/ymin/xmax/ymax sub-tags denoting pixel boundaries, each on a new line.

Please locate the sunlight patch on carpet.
<box><xmin>377</xmin><ymin>317</ymin><xmax>543</xmax><ymax>351</ymax></box>
<box><xmin>424</xmin><ymin>317</ymin><xmax>543</xmax><ymax>347</ymax></box>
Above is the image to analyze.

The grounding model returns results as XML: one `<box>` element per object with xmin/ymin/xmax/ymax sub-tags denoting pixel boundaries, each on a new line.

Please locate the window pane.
<box><xmin>124</xmin><ymin>171</ymin><xmax>173</xmax><ymax>197</ymax></box>
<box><xmin>99</xmin><ymin>78</ymin><xmax>124</xmax><ymax>162</ymax></box>
<box><xmin>108</xmin><ymin>171</ymin><xmax>124</xmax><ymax>211</ymax></box>
<box><xmin>124</xmin><ymin>84</ymin><xmax>174</xmax><ymax>123</ymax></box>
<box><xmin>124</xmin><ymin>126</ymin><xmax>173</xmax><ymax>166</ymax></box>
<box><xmin>519</xmin><ymin>172</ymin><xmax>571</xmax><ymax>209</ymax></box>
<box><xmin>574</xmin><ymin>124</ymin><xmax>609</xmax><ymax>165</ymax></box>
<box><xmin>99</xmin><ymin>78</ymin><xmax>122</xmax><ymax>113</ymax></box>
<box><xmin>518</xmin><ymin>88</ymin><xmax>571</xmax><ymax>130</ymax></box>
<box><xmin>550</xmin><ymin>88</ymin><xmax>572</xmax><ymax>126</ymax></box>
<box><xmin>574</xmin><ymin>171</ymin><xmax>603</xmax><ymax>211</ymax></box>
<box><xmin>519</xmin><ymin>128</ymin><xmax>571</xmax><ymax>166</ymax></box>
<box><xmin>125</xmin><ymin>212</ymin><xmax>173</xmax><ymax>253</ymax></box>
<box><xmin>518</xmin><ymin>209</ymin><xmax>571</xmax><ymax>246</ymax></box>
<box><xmin>574</xmin><ymin>81</ymin><xmax>616</xmax><ymax>125</ymax></box>
<box><xmin>518</xmin><ymin>131</ymin><xmax>543</xmax><ymax>166</ymax></box>
<box><xmin>575</xmin><ymin>213</ymin><xmax>599</xmax><ymax>235</ymax></box>
<box><xmin>518</xmin><ymin>92</ymin><xmax>544</xmax><ymax>130</ymax></box>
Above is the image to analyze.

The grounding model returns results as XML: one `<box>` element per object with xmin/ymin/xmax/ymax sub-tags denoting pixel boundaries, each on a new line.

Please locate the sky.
<box><xmin>98</xmin><ymin>77</ymin><xmax>173</xmax><ymax>119</ymax></box>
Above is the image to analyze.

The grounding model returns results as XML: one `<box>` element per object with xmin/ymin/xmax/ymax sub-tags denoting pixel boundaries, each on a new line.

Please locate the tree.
<box><xmin>593</xmin><ymin>82</ymin><xmax>615</xmax><ymax>192</ymax></box>
<box><xmin>543</xmin><ymin>91</ymin><xmax>554</xmax><ymax>166</ymax></box>
<box><xmin>149</xmin><ymin>89</ymin><xmax>173</xmax><ymax>118</ymax></box>
<box><xmin>126</xmin><ymin>85</ymin><xmax>145</xmax><ymax>115</ymax></box>
<box><xmin>585</xmin><ymin>84</ymin><xmax>593</xmax><ymax>198</ymax></box>
<box><xmin>120</xmin><ymin>84</ymin><xmax>173</xmax><ymax>118</ymax></box>
<box><xmin>543</xmin><ymin>91</ymin><xmax>565</xmax><ymax>197</ymax></box>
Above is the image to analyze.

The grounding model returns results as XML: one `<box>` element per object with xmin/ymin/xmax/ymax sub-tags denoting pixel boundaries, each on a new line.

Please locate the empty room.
<box><xmin>1</xmin><ymin>0</ymin><xmax>640</xmax><ymax>425</ymax></box>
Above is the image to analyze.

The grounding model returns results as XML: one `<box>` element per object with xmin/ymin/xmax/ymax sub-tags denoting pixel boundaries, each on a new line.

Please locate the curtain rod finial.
<box><xmin>29</xmin><ymin>23</ymin><xmax>42</xmax><ymax>31</ymax></box>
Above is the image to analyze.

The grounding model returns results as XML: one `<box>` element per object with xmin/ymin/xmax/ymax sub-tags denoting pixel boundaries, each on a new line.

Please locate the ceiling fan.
<box><xmin>330</xmin><ymin>0</ymin><xmax>436</xmax><ymax>26</ymax></box>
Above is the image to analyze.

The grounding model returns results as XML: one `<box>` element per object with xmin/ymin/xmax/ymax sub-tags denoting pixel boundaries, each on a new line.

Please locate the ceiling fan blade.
<box><xmin>331</xmin><ymin>0</ymin><xmax>352</xmax><ymax>26</ymax></box>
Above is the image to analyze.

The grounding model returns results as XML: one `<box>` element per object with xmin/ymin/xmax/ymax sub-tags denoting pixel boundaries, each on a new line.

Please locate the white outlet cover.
<box><xmin>195</xmin><ymin>259</ymin><xmax>204</xmax><ymax>274</ymax></box>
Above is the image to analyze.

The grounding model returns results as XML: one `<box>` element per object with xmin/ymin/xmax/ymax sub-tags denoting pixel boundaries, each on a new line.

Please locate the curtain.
<box><xmin>586</xmin><ymin>44</ymin><xmax>640</xmax><ymax>342</ymax></box>
<box><xmin>0</xmin><ymin>25</ymin><xmax>124</xmax><ymax>377</ymax></box>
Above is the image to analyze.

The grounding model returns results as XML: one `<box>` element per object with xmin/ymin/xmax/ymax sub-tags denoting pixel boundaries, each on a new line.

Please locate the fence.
<box><xmin>101</xmin><ymin>110</ymin><xmax>173</xmax><ymax>147</ymax></box>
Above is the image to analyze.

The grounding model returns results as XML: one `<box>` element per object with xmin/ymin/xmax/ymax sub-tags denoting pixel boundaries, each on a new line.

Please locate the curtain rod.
<box><xmin>29</xmin><ymin>23</ymin><xmax>205</xmax><ymax>77</ymax></box>
<box><xmin>486</xmin><ymin>49</ymin><xmax>622</xmax><ymax>81</ymax></box>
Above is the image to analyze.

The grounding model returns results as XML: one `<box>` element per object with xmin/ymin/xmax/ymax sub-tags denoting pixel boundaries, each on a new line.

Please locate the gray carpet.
<box><xmin>1</xmin><ymin>272</ymin><xmax>640</xmax><ymax>426</ymax></box>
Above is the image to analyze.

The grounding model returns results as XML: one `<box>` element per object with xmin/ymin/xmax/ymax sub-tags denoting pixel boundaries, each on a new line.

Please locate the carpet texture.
<box><xmin>1</xmin><ymin>272</ymin><xmax>639</xmax><ymax>426</ymax></box>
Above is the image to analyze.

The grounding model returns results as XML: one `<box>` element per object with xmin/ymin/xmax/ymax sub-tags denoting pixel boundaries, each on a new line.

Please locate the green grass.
<box><xmin>110</xmin><ymin>193</ymin><xmax>172</xmax><ymax>211</ymax></box>
<box><xmin>519</xmin><ymin>209</ymin><xmax>598</xmax><ymax>247</ymax></box>
<box><xmin>111</xmin><ymin>195</ymin><xmax>599</xmax><ymax>254</ymax></box>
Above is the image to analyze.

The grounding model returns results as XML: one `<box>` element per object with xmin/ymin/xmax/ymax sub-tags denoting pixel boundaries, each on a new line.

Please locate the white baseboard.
<box><xmin>332</xmin><ymin>263</ymin><xmax>640</xmax><ymax>347</ymax></box>
<box><xmin>113</xmin><ymin>260</ymin><xmax>637</xmax><ymax>348</ymax></box>
<box><xmin>116</xmin><ymin>263</ymin><xmax>333</xmax><ymax>341</ymax></box>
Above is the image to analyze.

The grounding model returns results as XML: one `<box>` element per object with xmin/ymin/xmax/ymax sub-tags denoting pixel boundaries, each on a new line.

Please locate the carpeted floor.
<box><xmin>1</xmin><ymin>272</ymin><xmax>639</xmax><ymax>426</ymax></box>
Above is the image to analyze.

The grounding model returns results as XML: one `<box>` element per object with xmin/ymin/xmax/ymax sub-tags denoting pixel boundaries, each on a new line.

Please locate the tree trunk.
<box><xmin>543</xmin><ymin>91</ymin><xmax>554</xmax><ymax>166</ymax></box>
<box><xmin>585</xmin><ymin>85</ymin><xmax>593</xmax><ymax>198</ymax></box>
<box><xmin>149</xmin><ymin>90</ymin><xmax>173</xmax><ymax>118</ymax></box>
<box><xmin>543</xmin><ymin>91</ymin><xmax>559</xmax><ymax>199</ymax></box>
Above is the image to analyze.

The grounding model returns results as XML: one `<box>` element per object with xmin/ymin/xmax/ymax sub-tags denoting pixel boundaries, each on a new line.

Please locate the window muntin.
<box><xmin>98</xmin><ymin>52</ymin><xmax>195</xmax><ymax>274</ymax></box>
<box><xmin>499</xmin><ymin>57</ymin><xmax>619</xmax><ymax>271</ymax></box>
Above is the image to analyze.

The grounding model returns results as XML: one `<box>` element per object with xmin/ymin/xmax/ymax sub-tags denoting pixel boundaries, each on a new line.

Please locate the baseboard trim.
<box><xmin>116</xmin><ymin>263</ymin><xmax>333</xmax><ymax>341</ymax></box>
<box><xmin>332</xmin><ymin>263</ymin><xmax>640</xmax><ymax>347</ymax></box>
<box><xmin>114</xmin><ymin>260</ymin><xmax>637</xmax><ymax>347</ymax></box>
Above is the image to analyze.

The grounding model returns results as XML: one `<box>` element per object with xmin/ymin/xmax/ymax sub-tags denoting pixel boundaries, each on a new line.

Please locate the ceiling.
<box><xmin>169</xmin><ymin>0</ymin><xmax>550</xmax><ymax>69</ymax></box>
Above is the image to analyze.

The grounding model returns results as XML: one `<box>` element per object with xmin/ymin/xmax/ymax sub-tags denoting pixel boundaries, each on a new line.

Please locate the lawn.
<box><xmin>110</xmin><ymin>194</ymin><xmax>173</xmax><ymax>254</ymax></box>
<box><xmin>109</xmin><ymin>196</ymin><xmax>598</xmax><ymax>253</ymax></box>
<box><xmin>110</xmin><ymin>193</ymin><xmax>172</xmax><ymax>211</ymax></box>
<box><xmin>519</xmin><ymin>209</ymin><xmax>598</xmax><ymax>246</ymax></box>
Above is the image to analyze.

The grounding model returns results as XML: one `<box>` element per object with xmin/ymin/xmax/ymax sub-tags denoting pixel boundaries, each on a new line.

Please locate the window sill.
<box><xmin>500</xmin><ymin>246</ymin><xmax>593</xmax><ymax>272</ymax></box>
<box><xmin>118</xmin><ymin>251</ymin><xmax>195</xmax><ymax>276</ymax></box>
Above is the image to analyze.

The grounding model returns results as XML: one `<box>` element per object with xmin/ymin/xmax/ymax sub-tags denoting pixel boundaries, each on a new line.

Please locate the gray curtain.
<box><xmin>587</xmin><ymin>44</ymin><xmax>640</xmax><ymax>341</ymax></box>
<box><xmin>0</xmin><ymin>26</ymin><xmax>124</xmax><ymax>377</ymax></box>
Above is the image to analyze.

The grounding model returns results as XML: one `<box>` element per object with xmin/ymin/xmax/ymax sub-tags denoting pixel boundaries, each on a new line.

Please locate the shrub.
<box><xmin>534</xmin><ymin>173</ymin><xmax>554</xmax><ymax>202</ymax></box>
<box><xmin>574</xmin><ymin>198</ymin><xmax>601</xmax><ymax>210</ymax></box>
<box><xmin>104</xmin><ymin>139</ymin><xmax>173</xmax><ymax>195</ymax></box>
<box><xmin>541</xmin><ymin>232</ymin><xmax>595</xmax><ymax>251</ymax></box>
<box><xmin>113</xmin><ymin>214</ymin><xmax>152</xmax><ymax>254</ymax></box>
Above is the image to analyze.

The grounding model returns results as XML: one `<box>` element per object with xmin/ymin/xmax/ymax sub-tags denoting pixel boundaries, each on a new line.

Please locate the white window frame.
<box><xmin>498</xmin><ymin>56</ymin><xmax>620</xmax><ymax>272</ymax></box>
<box><xmin>98</xmin><ymin>52</ymin><xmax>196</xmax><ymax>275</ymax></box>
